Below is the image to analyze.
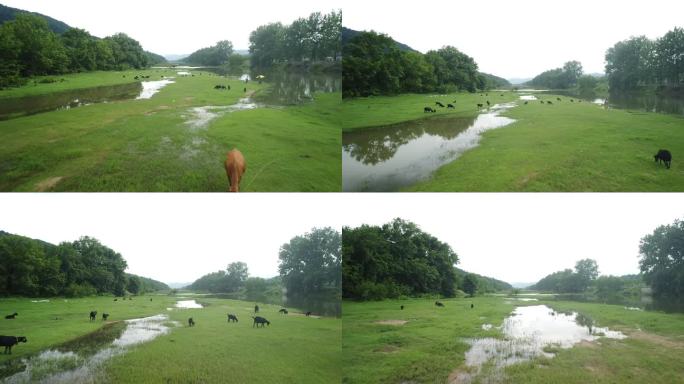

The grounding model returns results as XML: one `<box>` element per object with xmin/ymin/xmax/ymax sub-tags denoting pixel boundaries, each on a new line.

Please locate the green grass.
<box><xmin>0</xmin><ymin>69</ymin><xmax>340</xmax><ymax>191</ymax></box>
<box><xmin>342</xmin><ymin>92</ymin><xmax>684</xmax><ymax>191</ymax></box>
<box><xmin>341</xmin><ymin>92</ymin><xmax>517</xmax><ymax>131</ymax></box>
<box><xmin>342</xmin><ymin>297</ymin><xmax>684</xmax><ymax>384</ymax></box>
<box><xmin>0</xmin><ymin>295</ymin><xmax>341</xmax><ymax>383</ymax></box>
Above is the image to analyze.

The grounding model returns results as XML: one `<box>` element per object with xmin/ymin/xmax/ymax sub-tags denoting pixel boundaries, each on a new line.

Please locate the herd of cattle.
<box><xmin>1</xmin><ymin>304</ymin><xmax>317</xmax><ymax>355</ymax></box>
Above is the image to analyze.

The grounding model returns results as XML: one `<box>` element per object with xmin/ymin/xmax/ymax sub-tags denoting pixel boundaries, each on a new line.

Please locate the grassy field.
<box><xmin>342</xmin><ymin>297</ymin><xmax>684</xmax><ymax>384</ymax></box>
<box><xmin>342</xmin><ymin>92</ymin><xmax>684</xmax><ymax>191</ymax></box>
<box><xmin>0</xmin><ymin>69</ymin><xmax>340</xmax><ymax>191</ymax></box>
<box><xmin>0</xmin><ymin>295</ymin><xmax>341</xmax><ymax>383</ymax></box>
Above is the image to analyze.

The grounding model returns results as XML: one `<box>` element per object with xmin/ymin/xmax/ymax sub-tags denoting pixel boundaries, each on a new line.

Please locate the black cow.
<box><xmin>556</xmin><ymin>97</ymin><xmax>561</xmax><ymax>101</ymax></box>
<box><xmin>540</xmin><ymin>100</ymin><xmax>544</xmax><ymax>104</ymax></box>
<box><xmin>477</xmin><ymin>103</ymin><xmax>484</xmax><ymax>108</ymax></box>
<box><xmin>227</xmin><ymin>314</ymin><xmax>238</xmax><ymax>322</ymax></box>
<box><xmin>654</xmin><ymin>149</ymin><xmax>672</xmax><ymax>169</ymax></box>
<box><xmin>89</xmin><ymin>311</ymin><xmax>97</xmax><ymax>321</ymax></box>
<box><xmin>0</xmin><ymin>336</ymin><xmax>27</xmax><ymax>354</ymax></box>
<box><xmin>188</xmin><ymin>317</ymin><xmax>195</xmax><ymax>327</ymax></box>
<box><xmin>547</xmin><ymin>101</ymin><xmax>553</xmax><ymax>105</ymax></box>
<box><xmin>227</xmin><ymin>85</ymin><xmax>231</xmax><ymax>90</ymax></box>
<box><xmin>471</xmin><ymin>303</ymin><xmax>474</xmax><ymax>309</ymax></box>
<box><xmin>435</xmin><ymin>301</ymin><xmax>445</xmax><ymax>307</ymax></box>
<box><xmin>252</xmin><ymin>316</ymin><xmax>270</xmax><ymax>327</ymax></box>
<box><xmin>214</xmin><ymin>85</ymin><xmax>222</xmax><ymax>89</ymax></box>
<box><xmin>486</xmin><ymin>100</ymin><xmax>490</xmax><ymax>106</ymax></box>
<box><xmin>570</xmin><ymin>99</ymin><xmax>574</xmax><ymax>102</ymax></box>
<box><xmin>114</xmin><ymin>298</ymin><xmax>118</xmax><ymax>301</ymax></box>
<box><xmin>435</xmin><ymin>101</ymin><xmax>445</xmax><ymax>107</ymax></box>
<box><xmin>524</xmin><ymin>101</ymin><xmax>528</xmax><ymax>105</ymax></box>
<box><xmin>424</xmin><ymin>107</ymin><xmax>436</xmax><ymax>113</ymax></box>
<box><xmin>244</xmin><ymin>87</ymin><xmax>247</xmax><ymax>93</ymax></box>
<box><xmin>447</xmin><ymin>104</ymin><xmax>455</xmax><ymax>109</ymax></box>
<box><xmin>102</xmin><ymin>313</ymin><xmax>109</xmax><ymax>321</ymax></box>
<box><xmin>254</xmin><ymin>305</ymin><xmax>260</xmax><ymax>313</ymax></box>
<box><xmin>5</xmin><ymin>312</ymin><xmax>17</xmax><ymax>320</ymax></box>
<box><xmin>400</xmin><ymin>305</ymin><xmax>404</xmax><ymax>310</ymax></box>
<box><xmin>305</xmin><ymin>311</ymin><xmax>312</xmax><ymax>317</ymax></box>
<box><xmin>279</xmin><ymin>309</ymin><xmax>288</xmax><ymax>314</ymax></box>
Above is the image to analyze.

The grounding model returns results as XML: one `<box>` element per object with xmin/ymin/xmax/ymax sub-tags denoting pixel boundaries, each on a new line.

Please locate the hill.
<box><xmin>342</xmin><ymin>26</ymin><xmax>417</xmax><ymax>52</ymax></box>
<box><xmin>0</xmin><ymin>3</ymin><xmax>71</xmax><ymax>33</ymax></box>
<box><xmin>454</xmin><ymin>267</ymin><xmax>513</xmax><ymax>293</ymax></box>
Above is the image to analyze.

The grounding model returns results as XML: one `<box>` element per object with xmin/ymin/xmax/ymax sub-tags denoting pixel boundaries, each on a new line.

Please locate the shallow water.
<box><xmin>174</xmin><ymin>300</ymin><xmax>203</xmax><ymax>309</ymax></box>
<box><xmin>342</xmin><ymin>102</ymin><xmax>517</xmax><ymax>192</ymax></box>
<box><xmin>456</xmin><ymin>305</ymin><xmax>626</xmax><ymax>383</ymax></box>
<box><xmin>184</xmin><ymin>98</ymin><xmax>258</xmax><ymax>130</ymax></box>
<box><xmin>1</xmin><ymin>314</ymin><xmax>177</xmax><ymax>384</ymax></box>
<box><xmin>136</xmin><ymin>79</ymin><xmax>175</xmax><ymax>99</ymax></box>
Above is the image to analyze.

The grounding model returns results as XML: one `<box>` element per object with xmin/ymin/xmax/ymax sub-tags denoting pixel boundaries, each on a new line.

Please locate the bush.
<box><xmin>64</xmin><ymin>283</ymin><xmax>97</xmax><ymax>297</ymax></box>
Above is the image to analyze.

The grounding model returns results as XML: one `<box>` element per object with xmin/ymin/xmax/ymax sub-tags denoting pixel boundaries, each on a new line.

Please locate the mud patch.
<box><xmin>374</xmin><ymin>320</ymin><xmax>407</xmax><ymax>326</ymax></box>
<box><xmin>35</xmin><ymin>176</ymin><xmax>63</xmax><ymax>191</ymax></box>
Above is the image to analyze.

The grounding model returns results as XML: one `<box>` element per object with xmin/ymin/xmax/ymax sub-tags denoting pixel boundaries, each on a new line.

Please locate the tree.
<box><xmin>655</xmin><ymin>27</ymin><xmax>684</xmax><ymax>86</ymax></box>
<box><xmin>574</xmin><ymin>258</ymin><xmax>599</xmax><ymax>291</ymax></box>
<box><xmin>71</xmin><ymin>236</ymin><xmax>127</xmax><ymax>296</ymax></box>
<box><xmin>126</xmin><ymin>275</ymin><xmax>141</xmax><ymax>295</ymax></box>
<box><xmin>220</xmin><ymin>261</ymin><xmax>248</xmax><ymax>292</ymax></box>
<box><xmin>594</xmin><ymin>275</ymin><xmax>625</xmax><ymax>303</ymax></box>
<box><xmin>342</xmin><ymin>31</ymin><xmax>404</xmax><ymax>97</ymax></box>
<box><xmin>639</xmin><ymin>218</ymin><xmax>684</xmax><ymax>310</ymax></box>
<box><xmin>577</xmin><ymin>75</ymin><xmax>598</xmax><ymax>97</ymax></box>
<box><xmin>279</xmin><ymin>227</ymin><xmax>341</xmax><ymax>305</ymax></box>
<box><xmin>249</xmin><ymin>22</ymin><xmax>286</xmax><ymax>68</ymax></box>
<box><xmin>605</xmin><ymin>36</ymin><xmax>656</xmax><ymax>90</ymax></box>
<box><xmin>245</xmin><ymin>277</ymin><xmax>269</xmax><ymax>302</ymax></box>
<box><xmin>463</xmin><ymin>274</ymin><xmax>478</xmax><ymax>297</ymax></box>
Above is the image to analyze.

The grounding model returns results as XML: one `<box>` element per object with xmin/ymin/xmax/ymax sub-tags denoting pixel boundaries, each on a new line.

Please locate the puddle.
<box><xmin>519</xmin><ymin>95</ymin><xmax>538</xmax><ymax>101</ymax></box>
<box><xmin>174</xmin><ymin>300</ymin><xmax>203</xmax><ymax>309</ymax></box>
<box><xmin>136</xmin><ymin>79</ymin><xmax>175</xmax><ymax>99</ymax></box>
<box><xmin>624</xmin><ymin>307</ymin><xmax>643</xmax><ymax>311</ymax></box>
<box><xmin>507</xmin><ymin>297</ymin><xmax>539</xmax><ymax>301</ymax></box>
<box><xmin>452</xmin><ymin>305</ymin><xmax>626</xmax><ymax>383</ymax></box>
<box><xmin>593</xmin><ymin>98</ymin><xmax>606</xmax><ymax>105</ymax></box>
<box><xmin>374</xmin><ymin>320</ymin><xmax>408</xmax><ymax>326</ymax></box>
<box><xmin>184</xmin><ymin>98</ymin><xmax>258</xmax><ymax>129</ymax></box>
<box><xmin>240</xmin><ymin>74</ymin><xmax>251</xmax><ymax>82</ymax></box>
<box><xmin>0</xmin><ymin>82</ymin><xmax>142</xmax><ymax>120</ymax></box>
<box><xmin>176</xmin><ymin>71</ymin><xmax>190</xmax><ymax>76</ymax></box>
<box><xmin>1</xmin><ymin>314</ymin><xmax>177</xmax><ymax>383</ymax></box>
<box><xmin>481</xmin><ymin>324</ymin><xmax>493</xmax><ymax>331</ymax></box>
<box><xmin>342</xmin><ymin>102</ymin><xmax>517</xmax><ymax>191</ymax></box>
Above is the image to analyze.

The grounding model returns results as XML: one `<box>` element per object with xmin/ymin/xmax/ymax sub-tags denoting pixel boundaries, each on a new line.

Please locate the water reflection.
<box><xmin>342</xmin><ymin>103</ymin><xmax>517</xmax><ymax>192</ymax></box>
<box><xmin>1</xmin><ymin>315</ymin><xmax>177</xmax><ymax>383</ymax></box>
<box><xmin>0</xmin><ymin>82</ymin><xmax>142</xmax><ymax>120</ymax></box>
<box><xmin>257</xmin><ymin>72</ymin><xmax>340</xmax><ymax>105</ymax></box>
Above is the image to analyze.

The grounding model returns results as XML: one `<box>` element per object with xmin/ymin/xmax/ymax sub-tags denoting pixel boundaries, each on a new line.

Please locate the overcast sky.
<box><xmin>0</xmin><ymin>194</ymin><xmax>343</xmax><ymax>285</ymax></box>
<box><xmin>2</xmin><ymin>0</ymin><xmax>340</xmax><ymax>55</ymax></box>
<box><xmin>338</xmin><ymin>194</ymin><xmax>683</xmax><ymax>285</ymax></box>
<box><xmin>343</xmin><ymin>0</ymin><xmax>684</xmax><ymax>80</ymax></box>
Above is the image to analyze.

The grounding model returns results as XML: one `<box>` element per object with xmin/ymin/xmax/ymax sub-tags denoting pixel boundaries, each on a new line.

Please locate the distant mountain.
<box><xmin>167</xmin><ymin>282</ymin><xmax>192</xmax><ymax>289</ymax></box>
<box><xmin>508</xmin><ymin>78</ymin><xmax>533</xmax><ymax>85</ymax></box>
<box><xmin>480</xmin><ymin>72</ymin><xmax>512</xmax><ymax>88</ymax></box>
<box><xmin>164</xmin><ymin>54</ymin><xmax>189</xmax><ymax>62</ymax></box>
<box><xmin>455</xmin><ymin>267</ymin><xmax>513</xmax><ymax>292</ymax></box>
<box><xmin>342</xmin><ymin>27</ymin><xmax>418</xmax><ymax>53</ymax></box>
<box><xmin>0</xmin><ymin>3</ymin><xmax>71</xmax><ymax>34</ymax></box>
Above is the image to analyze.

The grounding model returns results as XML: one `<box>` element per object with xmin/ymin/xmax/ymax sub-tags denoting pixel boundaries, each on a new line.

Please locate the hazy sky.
<box><xmin>338</xmin><ymin>194</ymin><xmax>683</xmax><ymax>284</ymax></box>
<box><xmin>343</xmin><ymin>0</ymin><xmax>684</xmax><ymax>79</ymax></box>
<box><xmin>2</xmin><ymin>0</ymin><xmax>341</xmax><ymax>55</ymax></box>
<box><xmin>0</xmin><ymin>194</ymin><xmax>343</xmax><ymax>285</ymax></box>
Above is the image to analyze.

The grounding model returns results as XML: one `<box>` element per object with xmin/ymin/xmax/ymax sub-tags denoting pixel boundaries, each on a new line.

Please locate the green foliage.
<box><xmin>528</xmin><ymin>60</ymin><xmax>583</xmax><ymax>89</ymax></box>
<box><xmin>605</xmin><ymin>27</ymin><xmax>684</xmax><ymax>90</ymax></box>
<box><xmin>0</xmin><ymin>230</ymin><xmax>164</xmax><ymax>297</ymax></box>
<box><xmin>594</xmin><ymin>275</ymin><xmax>625</xmax><ymax>303</ymax></box>
<box><xmin>343</xmin><ymin>30</ymin><xmax>488</xmax><ymax>97</ymax></box>
<box><xmin>462</xmin><ymin>274</ymin><xmax>478</xmax><ymax>297</ymax></box>
<box><xmin>342</xmin><ymin>218</ymin><xmax>458</xmax><ymax>300</ymax></box>
<box><xmin>186</xmin><ymin>261</ymin><xmax>249</xmax><ymax>293</ymax></box>
<box><xmin>453</xmin><ymin>267</ymin><xmax>512</xmax><ymax>294</ymax></box>
<box><xmin>184</xmin><ymin>40</ymin><xmax>233</xmax><ymax>66</ymax></box>
<box><xmin>639</xmin><ymin>218</ymin><xmax>684</xmax><ymax>311</ymax></box>
<box><xmin>279</xmin><ymin>227</ymin><xmax>341</xmax><ymax>311</ymax></box>
<box><xmin>249</xmin><ymin>10</ymin><xmax>341</xmax><ymax>69</ymax></box>
<box><xmin>577</xmin><ymin>74</ymin><xmax>599</xmax><ymax>97</ymax></box>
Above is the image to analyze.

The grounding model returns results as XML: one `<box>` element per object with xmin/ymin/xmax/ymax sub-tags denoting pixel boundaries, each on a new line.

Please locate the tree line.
<box><xmin>181</xmin><ymin>40</ymin><xmax>247</xmax><ymax>71</ymax></box>
<box><xmin>249</xmin><ymin>10</ymin><xmax>341</xmax><ymax>69</ymax></box>
<box><xmin>342</xmin><ymin>30</ymin><xmax>510</xmax><ymax>98</ymax></box>
<box><xmin>0</xmin><ymin>231</ymin><xmax>168</xmax><ymax>297</ymax></box>
<box><xmin>343</xmin><ymin>218</ymin><xmax>509</xmax><ymax>301</ymax></box>
<box><xmin>605</xmin><ymin>27</ymin><xmax>684</xmax><ymax>90</ymax></box>
<box><xmin>187</xmin><ymin>227</ymin><xmax>341</xmax><ymax>315</ymax></box>
<box><xmin>0</xmin><ymin>13</ymin><xmax>164</xmax><ymax>88</ymax></box>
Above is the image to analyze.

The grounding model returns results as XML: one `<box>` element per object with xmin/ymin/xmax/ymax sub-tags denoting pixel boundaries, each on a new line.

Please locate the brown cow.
<box><xmin>224</xmin><ymin>149</ymin><xmax>246</xmax><ymax>192</ymax></box>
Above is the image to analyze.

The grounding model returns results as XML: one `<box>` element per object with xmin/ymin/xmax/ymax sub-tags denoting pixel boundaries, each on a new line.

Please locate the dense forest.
<box><xmin>0</xmin><ymin>230</ymin><xmax>168</xmax><ymax>297</ymax></box>
<box><xmin>342</xmin><ymin>30</ymin><xmax>510</xmax><ymax>98</ymax></box>
<box><xmin>605</xmin><ymin>27</ymin><xmax>684</xmax><ymax>90</ymax></box>
<box><xmin>248</xmin><ymin>10</ymin><xmax>341</xmax><ymax>69</ymax></box>
<box><xmin>527</xmin><ymin>60</ymin><xmax>585</xmax><ymax>89</ymax></box>
<box><xmin>181</xmin><ymin>40</ymin><xmax>247</xmax><ymax>71</ymax></box>
<box><xmin>0</xmin><ymin>11</ymin><xmax>165</xmax><ymax>88</ymax></box>
<box><xmin>343</xmin><ymin>218</ymin><xmax>511</xmax><ymax>301</ymax></box>
<box><xmin>187</xmin><ymin>227</ymin><xmax>341</xmax><ymax>315</ymax></box>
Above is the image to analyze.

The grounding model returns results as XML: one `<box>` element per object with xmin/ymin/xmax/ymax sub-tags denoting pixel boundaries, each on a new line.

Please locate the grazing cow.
<box><xmin>486</xmin><ymin>100</ymin><xmax>490</xmax><ymax>106</ymax></box>
<box><xmin>500</xmin><ymin>94</ymin><xmax>504</xmax><ymax>97</ymax></box>
<box><xmin>556</xmin><ymin>97</ymin><xmax>561</xmax><ymax>101</ymax></box>
<box><xmin>279</xmin><ymin>309</ymin><xmax>288</xmax><ymax>314</ymax></box>
<box><xmin>447</xmin><ymin>104</ymin><xmax>455</xmax><ymax>109</ymax></box>
<box><xmin>435</xmin><ymin>101</ymin><xmax>445</xmax><ymax>107</ymax></box>
<box><xmin>225</xmin><ymin>149</ymin><xmax>246</xmax><ymax>192</ymax></box>
<box><xmin>435</xmin><ymin>301</ymin><xmax>445</xmax><ymax>307</ymax></box>
<box><xmin>227</xmin><ymin>314</ymin><xmax>238</xmax><ymax>323</ymax></box>
<box><xmin>654</xmin><ymin>149</ymin><xmax>672</xmax><ymax>169</ymax></box>
<box><xmin>114</xmin><ymin>298</ymin><xmax>118</xmax><ymax>301</ymax></box>
<box><xmin>547</xmin><ymin>101</ymin><xmax>553</xmax><ymax>105</ymax></box>
<box><xmin>578</xmin><ymin>100</ymin><xmax>582</xmax><ymax>103</ymax></box>
<box><xmin>102</xmin><ymin>313</ymin><xmax>109</xmax><ymax>321</ymax></box>
<box><xmin>254</xmin><ymin>305</ymin><xmax>260</xmax><ymax>313</ymax></box>
<box><xmin>524</xmin><ymin>101</ymin><xmax>529</xmax><ymax>105</ymax></box>
<box><xmin>89</xmin><ymin>311</ymin><xmax>97</xmax><ymax>321</ymax></box>
<box><xmin>134</xmin><ymin>76</ymin><xmax>139</xmax><ymax>80</ymax></box>
<box><xmin>5</xmin><ymin>313</ymin><xmax>17</xmax><ymax>320</ymax></box>
<box><xmin>0</xmin><ymin>336</ymin><xmax>27</xmax><ymax>354</ymax></box>
<box><xmin>424</xmin><ymin>107</ymin><xmax>436</xmax><ymax>113</ymax></box>
<box><xmin>305</xmin><ymin>311</ymin><xmax>312</xmax><ymax>317</ymax></box>
<box><xmin>477</xmin><ymin>103</ymin><xmax>484</xmax><ymax>108</ymax></box>
<box><xmin>188</xmin><ymin>317</ymin><xmax>195</xmax><ymax>327</ymax></box>
<box><xmin>400</xmin><ymin>305</ymin><xmax>404</xmax><ymax>310</ymax></box>
<box><xmin>252</xmin><ymin>316</ymin><xmax>270</xmax><ymax>328</ymax></box>
<box><xmin>471</xmin><ymin>303</ymin><xmax>474</xmax><ymax>309</ymax></box>
<box><xmin>150</xmin><ymin>298</ymin><xmax>152</xmax><ymax>301</ymax></box>
<box><xmin>244</xmin><ymin>87</ymin><xmax>247</xmax><ymax>93</ymax></box>
<box><xmin>227</xmin><ymin>85</ymin><xmax>231</xmax><ymax>90</ymax></box>
<box><xmin>214</xmin><ymin>85</ymin><xmax>222</xmax><ymax>89</ymax></box>
<box><xmin>452</xmin><ymin>100</ymin><xmax>458</xmax><ymax>103</ymax></box>
<box><xmin>570</xmin><ymin>99</ymin><xmax>574</xmax><ymax>102</ymax></box>
<box><xmin>540</xmin><ymin>100</ymin><xmax>544</xmax><ymax>104</ymax></box>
